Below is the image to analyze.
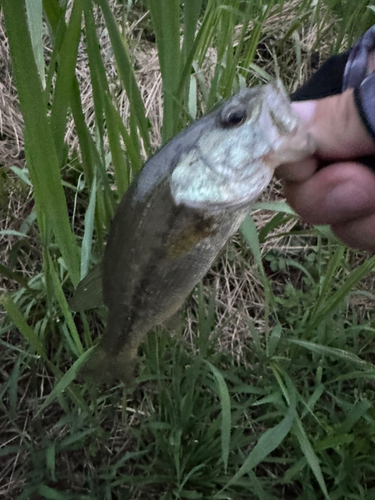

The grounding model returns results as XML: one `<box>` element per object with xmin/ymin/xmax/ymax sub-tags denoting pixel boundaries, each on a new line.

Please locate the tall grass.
<box><xmin>1</xmin><ymin>0</ymin><xmax>375</xmax><ymax>498</ymax></box>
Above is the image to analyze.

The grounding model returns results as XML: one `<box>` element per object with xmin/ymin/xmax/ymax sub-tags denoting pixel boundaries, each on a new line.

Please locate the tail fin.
<box><xmin>81</xmin><ymin>344</ymin><xmax>138</xmax><ymax>385</ymax></box>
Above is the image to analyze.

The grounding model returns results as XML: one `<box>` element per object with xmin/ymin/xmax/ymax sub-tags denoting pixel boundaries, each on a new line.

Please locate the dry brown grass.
<box><xmin>0</xmin><ymin>12</ymin><xmax>36</xmax><ymax>303</ymax></box>
<box><xmin>1</xmin><ymin>0</ymin><xmax>367</xmax><ymax>346</ymax></box>
<box><xmin>2</xmin><ymin>5</ymin><xmax>375</xmax><ymax>495</ymax></box>
<box><xmin>0</xmin><ymin>17</ymin><xmax>24</xmax><ymax>170</ymax></box>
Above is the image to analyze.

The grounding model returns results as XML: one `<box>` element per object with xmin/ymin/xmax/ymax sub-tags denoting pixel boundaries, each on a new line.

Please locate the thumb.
<box><xmin>292</xmin><ymin>88</ymin><xmax>375</xmax><ymax>160</ymax></box>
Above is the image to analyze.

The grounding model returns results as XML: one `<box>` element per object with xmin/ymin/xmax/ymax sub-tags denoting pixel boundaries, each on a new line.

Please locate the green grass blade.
<box><xmin>83</xmin><ymin>0</ymin><xmax>108</xmax><ymax>160</ymax></box>
<box><xmin>188</xmin><ymin>74</ymin><xmax>197</xmax><ymax>120</ymax></box>
<box><xmin>241</xmin><ymin>4</ymin><xmax>272</xmax><ymax>75</ymax></box>
<box><xmin>3</xmin><ymin>294</ymin><xmax>91</xmax><ymax>419</ymax></box>
<box><xmin>0</xmin><ymin>263</ymin><xmax>30</xmax><ymax>290</ymax></box>
<box><xmin>46</xmin><ymin>442</ymin><xmax>56</xmax><ymax>482</ymax></box>
<box><xmin>104</xmin><ymin>94</ymin><xmax>129</xmax><ymax>196</ymax></box>
<box><xmin>59</xmin><ymin>428</ymin><xmax>96</xmax><ymax>449</ymax></box>
<box><xmin>83</xmin><ymin>7</ymin><xmax>143</xmax><ymax>177</ymax></box>
<box><xmin>215</xmin><ymin>3</ymin><xmax>240</xmax><ymax>93</ymax></box>
<box><xmin>309</xmin><ymin>245</ymin><xmax>345</xmax><ymax>323</ymax></box>
<box><xmin>70</xmin><ymin>76</ymin><xmax>116</xmax><ymax>229</ymax></box>
<box><xmin>36</xmin><ymin>484</ymin><xmax>64</xmax><ymax>499</ymax></box>
<box><xmin>176</xmin><ymin>8</ymin><xmax>213</xmax><ymax>107</ymax></box>
<box><xmin>114</xmin><ymin>109</ymin><xmax>143</xmax><ymax>173</ymax></box>
<box><xmin>293</xmin><ymin>416</ymin><xmax>330</xmax><ymax>500</ymax></box>
<box><xmin>196</xmin><ymin>282</ymin><xmax>217</xmax><ymax>354</ymax></box>
<box><xmin>240</xmin><ymin>215</ymin><xmax>264</xmax><ymax>273</ymax></box>
<box><xmin>7</xmin><ymin>356</ymin><xmax>22</xmax><ymax>419</ymax></box>
<box><xmin>25</xmin><ymin>0</ymin><xmax>45</xmax><ymax>88</ymax></box>
<box><xmin>338</xmin><ymin>399</ymin><xmax>372</xmax><ymax>433</ymax></box>
<box><xmin>267</xmin><ymin>323</ymin><xmax>282</xmax><ymax>358</ymax></box>
<box><xmin>222</xmin><ymin>401</ymin><xmax>295</xmax><ymax>492</ymax></box>
<box><xmin>50</xmin><ymin>0</ymin><xmax>83</xmax><ymax>160</ymax></box>
<box><xmin>223</xmin><ymin>3</ymin><xmax>252</xmax><ymax>95</ymax></box>
<box><xmin>314</xmin><ymin>434</ymin><xmax>354</xmax><ymax>452</ymax></box>
<box><xmin>97</xmin><ymin>0</ymin><xmax>150</xmax><ymax>153</ymax></box>
<box><xmin>287</xmin><ymin>339</ymin><xmax>371</xmax><ymax>369</ymax></box>
<box><xmin>148</xmin><ymin>0</ymin><xmax>181</xmax><ymax>142</ymax></box>
<box><xmin>1</xmin><ymin>294</ymin><xmax>46</xmax><ymax>359</ymax></box>
<box><xmin>3</xmin><ymin>0</ymin><xmax>81</xmax><ymax>286</ymax></box>
<box><xmin>259</xmin><ymin>212</ymin><xmax>292</xmax><ymax>244</ymax></box>
<box><xmin>48</xmin><ymin>254</ymin><xmax>83</xmax><ymax>356</ymax></box>
<box><xmin>42</xmin><ymin>0</ymin><xmax>63</xmax><ymax>31</ymax></box>
<box><xmin>301</xmin><ymin>383</ymin><xmax>325</xmax><ymax>419</ymax></box>
<box><xmin>196</xmin><ymin>1</ymin><xmax>220</xmax><ymax>67</ymax></box>
<box><xmin>45</xmin><ymin>0</ymin><xmax>114</xmax><ymax>235</ymax></box>
<box><xmin>81</xmin><ymin>175</ymin><xmax>97</xmax><ymax>280</ymax></box>
<box><xmin>205</xmin><ymin>361</ymin><xmax>231</xmax><ymax>473</ymax></box>
<box><xmin>179</xmin><ymin>464</ymin><xmax>207</xmax><ymax>492</ymax></box>
<box><xmin>207</xmin><ymin>59</ymin><xmax>225</xmax><ymax>110</ymax></box>
<box><xmin>36</xmin><ymin>346</ymin><xmax>95</xmax><ymax>416</ymax></box>
<box><xmin>241</xmin><ymin>215</ymin><xmax>275</xmax><ymax>309</ymax></box>
<box><xmin>9</xmin><ymin>165</ymin><xmax>33</xmax><ymax>187</ymax></box>
<box><xmin>252</xmin><ymin>201</ymin><xmax>296</xmax><ymax>214</ymax></box>
<box><xmin>246</xmin><ymin>318</ymin><xmax>265</xmax><ymax>358</ymax></box>
<box><xmin>308</xmin><ymin>254</ymin><xmax>375</xmax><ymax>331</ymax></box>
<box><xmin>0</xmin><ymin>230</ymin><xmax>31</xmax><ymax>238</ymax></box>
<box><xmin>69</xmin><ymin>77</ymin><xmax>95</xmax><ymax>188</ymax></box>
<box><xmin>4</xmin><ymin>1</ymin><xmax>375</xmax><ymax>497</ymax></box>
<box><xmin>182</xmin><ymin>0</ymin><xmax>203</xmax><ymax>72</ymax></box>
<box><xmin>43</xmin><ymin>19</ymin><xmax>64</xmax><ymax>106</ymax></box>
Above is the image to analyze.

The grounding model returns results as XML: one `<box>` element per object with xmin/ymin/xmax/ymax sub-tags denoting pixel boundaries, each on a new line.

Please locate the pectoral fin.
<box><xmin>69</xmin><ymin>264</ymin><xmax>104</xmax><ymax>311</ymax></box>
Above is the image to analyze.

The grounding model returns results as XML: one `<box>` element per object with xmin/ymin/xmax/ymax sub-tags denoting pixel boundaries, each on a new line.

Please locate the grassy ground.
<box><xmin>1</xmin><ymin>0</ymin><xmax>375</xmax><ymax>498</ymax></box>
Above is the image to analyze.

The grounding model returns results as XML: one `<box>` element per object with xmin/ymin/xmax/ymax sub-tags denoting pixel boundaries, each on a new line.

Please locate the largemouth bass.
<box><xmin>81</xmin><ymin>80</ymin><xmax>314</xmax><ymax>383</ymax></box>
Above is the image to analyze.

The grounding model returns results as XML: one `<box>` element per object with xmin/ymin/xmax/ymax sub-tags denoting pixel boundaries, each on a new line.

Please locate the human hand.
<box><xmin>278</xmin><ymin>88</ymin><xmax>375</xmax><ymax>251</ymax></box>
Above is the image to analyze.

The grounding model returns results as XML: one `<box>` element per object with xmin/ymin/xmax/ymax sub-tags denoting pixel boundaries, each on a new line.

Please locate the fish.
<box><xmin>78</xmin><ymin>79</ymin><xmax>315</xmax><ymax>383</ymax></box>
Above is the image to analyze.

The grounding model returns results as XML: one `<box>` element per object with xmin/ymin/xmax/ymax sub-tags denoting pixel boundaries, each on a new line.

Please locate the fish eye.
<box><xmin>221</xmin><ymin>107</ymin><xmax>247</xmax><ymax>127</ymax></box>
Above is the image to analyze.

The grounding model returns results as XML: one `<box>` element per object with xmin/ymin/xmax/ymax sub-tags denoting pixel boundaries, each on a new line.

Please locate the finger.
<box><xmin>332</xmin><ymin>214</ymin><xmax>375</xmax><ymax>252</ymax></box>
<box><xmin>277</xmin><ymin>156</ymin><xmax>319</xmax><ymax>182</ymax></box>
<box><xmin>291</xmin><ymin>89</ymin><xmax>375</xmax><ymax>160</ymax></box>
<box><xmin>283</xmin><ymin>162</ymin><xmax>375</xmax><ymax>225</ymax></box>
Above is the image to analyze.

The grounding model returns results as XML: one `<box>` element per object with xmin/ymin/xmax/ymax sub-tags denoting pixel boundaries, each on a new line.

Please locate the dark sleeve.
<box><xmin>343</xmin><ymin>25</ymin><xmax>375</xmax><ymax>89</ymax></box>
<box><xmin>290</xmin><ymin>51</ymin><xmax>350</xmax><ymax>101</ymax></box>
<box><xmin>353</xmin><ymin>74</ymin><xmax>375</xmax><ymax>142</ymax></box>
<box><xmin>291</xmin><ymin>25</ymin><xmax>375</xmax><ymax>144</ymax></box>
<box><xmin>343</xmin><ymin>25</ymin><xmax>375</xmax><ymax>141</ymax></box>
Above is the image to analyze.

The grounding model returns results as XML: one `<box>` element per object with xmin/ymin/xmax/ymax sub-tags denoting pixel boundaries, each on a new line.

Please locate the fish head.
<box><xmin>170</xmin><ymin>79</ymin><xmax>315</xmax><ymax>211</ymax></box>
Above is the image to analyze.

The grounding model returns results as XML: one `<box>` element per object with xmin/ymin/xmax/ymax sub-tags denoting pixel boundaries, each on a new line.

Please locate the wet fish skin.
<box><xmin>85</xmin><ymin>80</ymin><xmax>314</xmax><ymax>383</ymax></box>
